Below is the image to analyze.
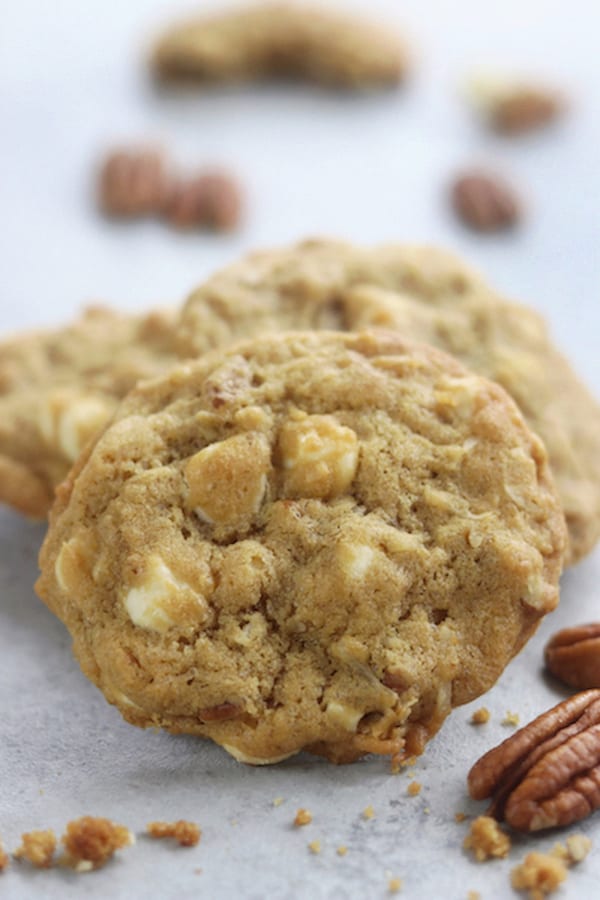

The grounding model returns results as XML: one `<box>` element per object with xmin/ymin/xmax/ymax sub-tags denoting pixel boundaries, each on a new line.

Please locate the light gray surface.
<box><xmin>1</xmin><ymin>1</ymin><xmax>599</xmax><ymax>897</ymax></box>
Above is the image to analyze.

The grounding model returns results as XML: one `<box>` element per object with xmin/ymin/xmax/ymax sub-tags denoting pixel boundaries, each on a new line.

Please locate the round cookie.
<box><xmin>0</xmin><ymin>306</ymin><xmax>179</xmax><ymax>518</ymax></box>
<box><xmin>177</xmin><ymin>239</ymin><xmax>600</xmax><ymax>564</ymax></box>
<box><xmin>37</xmin><ymin>330</ymin><xmax>566</xmax><ymax>765</ymax></box>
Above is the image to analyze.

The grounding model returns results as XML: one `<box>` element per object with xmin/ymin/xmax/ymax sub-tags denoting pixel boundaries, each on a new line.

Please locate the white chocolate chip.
<box><xmin>39</xmin><ymin>391</ymin><xmax>113</xmax><ymax>461</ymax></box>
<box><xmin>277</xmin><ymin>413</ymin><xmax>359</xmax><ymax>499</ymax></box>
<box><xmin>325</xmin><ymin>700</ymin><xmax>364</xmax><ymax>732</ymax></box>
<box><xmin>123</xmin><ymin>555</ymin><xmax>208</xmax><ymax>633</ymax></box>
<box><xmin>221</xmin><ymin>745</ymin><xmax>295</xmax><ymax>765</ymax></box>
<box><xmin>185</xmin><ymin>432</ymin><xmax>271</xmax><ymax>526</ymax></box>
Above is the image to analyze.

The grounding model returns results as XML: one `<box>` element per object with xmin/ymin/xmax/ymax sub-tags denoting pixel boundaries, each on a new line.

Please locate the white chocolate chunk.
<box><xmin>185</xmin><ymin>432</ymin><xmax>270</xmax><ymax>526</ymax></box>
<box><xmin>123</xmin><ymin>555</ymin><xmax>207</xmax><ymax>633</ymax></box>
<box><xmin>221</xmin><ymin>745</ymin><xmax>295</xmax><ymax>765</ymax></box>
<box><xmin>278</xmin><ymin>412</ymin><xmax>359</xmax><ymax>499</ymax></box>
<box><xmin>325</xmin><ymin>700</ymin><xmax>364</xmax><ymax>732</ymax></box>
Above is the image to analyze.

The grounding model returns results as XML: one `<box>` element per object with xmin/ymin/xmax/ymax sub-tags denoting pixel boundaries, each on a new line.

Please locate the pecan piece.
<box><xmin>451</xmin><ymin>170</ymin><xmax>521</xmax><ymax>233</ymax></box>
<box><xmin>468</xmin><ymin>690</ymin><xmax>600</xmax><ymax>831</ymax></box>
<box><xmin>99</xmin><ymin>148</ymin><xmax>169</xmax><ymax>218</ymax></box>
<box><xmin>545</xmin><ymin>624</ymin><xmax>600</xmax><ymax>689</ymax></box>
<box><xmin>164</xmin><ymin>171</ymin><xmax>242</xmax><ymax>231</ymax></box>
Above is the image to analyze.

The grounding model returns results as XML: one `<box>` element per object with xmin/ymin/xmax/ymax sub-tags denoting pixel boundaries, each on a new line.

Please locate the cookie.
<box><xmin>152</xmin><ymin>3</ymin><xmax>408</xmax><ymax>89</ymax></box>
<box><xmin>37</xmin><ymin>330</ymin><xmax>565</xmax><ymax>765</ymax></box>
<box><xmin>0</xmin><ymin>306</ymin><xmax>178</xmax><ymax>518</ymax></box>
<box><xmin>177</xmin><ymin>239</ymin><xmax>600</xmax><ymax>564</ymax></box>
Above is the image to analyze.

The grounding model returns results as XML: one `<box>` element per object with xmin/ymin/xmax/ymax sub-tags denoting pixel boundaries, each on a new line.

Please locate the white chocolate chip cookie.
<box><xmin>37</xmin><ymin>330</ymin><xmax>566</xmax><ymax>765</ymax></box>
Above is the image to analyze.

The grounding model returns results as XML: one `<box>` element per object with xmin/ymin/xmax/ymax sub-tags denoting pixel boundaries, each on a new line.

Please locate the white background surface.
<box><xmin>1</xmin><ymin>1</ymin><xmax>599</xmax><ymax>897</ymax></box>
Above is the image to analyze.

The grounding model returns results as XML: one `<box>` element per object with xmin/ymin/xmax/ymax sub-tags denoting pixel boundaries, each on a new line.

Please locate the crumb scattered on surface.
<box><xmin>272</xmin><ymin>797</ymin><xmax>284</xmax><ymax>807</ymax></box>
<box><xmin>407</xmin><ymin>782</ymin><xmax>422</xmax><ymax>797</ymax></box>
<box><xmin>337</xmin><ymin>845</ymin><xmax>348</xmax><ymax>857</ymax></box>
<box><xmin>308</xmin><ymin>840</ymin><xmax>321</xmax><ymax>855</ymax></box>
<box><xmin>294</xmin><ymin>809</ymin><xmax>312</xmax><ymax>827</ymax></box>
<box><xmin>146</xmin><ymin>820</ymin><xmax>201</xmax><ymax>847</ymax></box>
<box><xmin>471</xmin><ymin>707</ymin><xmax>490</xmax><ymax>725</ymax></box>
<box><xmin>551</xmin><ymin>834</ymin><xmax>592</xmax><ymax>865</ymax></box>
<box><xmin>424</xmin><ymin>807</ymin><xmax>430</xmax><ymax>815</ymax></box>
<box><xmin>455</xmin><ymin>812</ymin><xmax>467</xmax><ymax>823</ymax></box>
<box><xmin>363</xmin><ymin>805</ymin><xmax>375</xmax><ymax>820</ymax></box>
<box><xmin>502</xmin><ymin>711</ymin><xmax>520</xmax><ymax>727</ymax></box>
<box><xmin>388</xmin><ymin>876</ymin><xmax>402</xmax><ymax>893</ymax></box>
<box><xmin>14</xmin><ymin>830</ymin><xmax>57</xmax><ymax>868</ymax></box>
<box><xmin>463</xmin><ymin>816</ymin><xmax>511</xmax><ymax>861</ymax></box>
<box><xmin>60</xmin><ymin>816</ymin><xmax>134</xmax><ymax>872</ymax></box>
<box><xmin>467</xmin><ymin>892</ymin><xmax>481</xmax><ymax>900</ymax></box>
<box><xmin>0</xmin><ymin>840</ymin><xmax>9</xmax><ymax>872</ymax></box>
<box><xmin>511</xmin><ymin>851</ymin><xmax>567</xmax><ymax>898</ymax></box>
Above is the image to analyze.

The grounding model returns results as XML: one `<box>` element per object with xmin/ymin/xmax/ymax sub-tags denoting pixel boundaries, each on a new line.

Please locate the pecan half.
<box><xmin>545</xmin><ymin>624</ymin><xmax>600</xmax><ymax>690</ymax></box>
<box><xmin>468</xmin><ymin>690</ymin><xmax>600</xmax><ymax>831</ymax></box>
<box><xmin>451</xmin><ymin>170</ymin><xmax>521</xmax><ymax>232</ymax></box>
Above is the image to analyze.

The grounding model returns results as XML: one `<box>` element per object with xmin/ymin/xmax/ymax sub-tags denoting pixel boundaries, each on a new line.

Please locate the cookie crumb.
<box><xmin>463</xmin><ymin>816</ymin><xmax>511</xmax><ymax>861</ymax></box>
<box><xmin>511</xmin><ymin>851</ymin><xmax>567</xmax><ymax>898</ymax></box>
<box><xmin>14</xmin><ymin>830</ymin><xmax>57</xmax><ymax>868</ymax></box>
<box><xmin>308</xmin><ymin>840</ymin><xmax>321</xmax><ymax>855</ymax></box>
<box><xmin>60</xmin><ymin>816</ymin><xmax>134</xmax><ymax>871</ymax></box>
<box><xmin>551</xmin><ymin>834</ymin><xmax>592</xmax><ymax>865</ymax></box>
<box><xmin>0</xmin><ymin>840</ymin><xmax>9</xmax><ymax>872</ymax></box>
<box><xmin>502</xmin><ymin>711</ymin><xmax>520</xmax><ymax>727</ymax></box>
<box><xmin>294</xmin><ymin>809</ymin><xmax>313</xmax><ymax>827</ymax></box>
<box><xmin>388</xmin><ymin>876</ymin><xmax>402</xmax><ymax>893</ymax></box>
<box><xmin>407</xmin><ymin>782</ymin><xmax>422</xmax><ymax>797</ymax></box>
<box><xmin>455</xmin><ymin>812</ymin><xmax>467</xmax><ymax>823</ymax></box>
<box><xmin>272</xmin><ymin>797</ymin><xmax>284</xmax><ymax>807</ymax></box>
<box><xmin>471</xmin><ymin>707</ymin><xmax>490</xmax><ymax>725</ymax></box>
<box><xmin>337</xmin><ymin>845</ymin><xmax>348</xmax><ymax>857</ymax></box>
<box><xmin>424</xmin><ymin>807</ymin><xmax>430</xmax><ymax>814</ymax></box>
<box><xmin>146</xmin><ymin>820</ymin><xmax>201</xmax><ymax>847</ymax></box>
<box><xmin>363</xmin><ymin>805</ymin><xmax>375</xmax><ymax>820</ymax></box>
<box><xmin>467</xmin><ymin>892</ymin><xmax>481</xmax><ymax>900</ymax></box>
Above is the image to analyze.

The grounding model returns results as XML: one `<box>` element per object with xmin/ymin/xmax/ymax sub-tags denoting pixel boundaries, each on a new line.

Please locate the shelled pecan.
<box><xmin>545</xmin><ymin>624</ymin><xmax>600</xmax><ymax>690</ymax></box>
<box><xmin>468</xmin><ymin>690</ymin><xmax>600</xmax><ymax>831</ymax></box>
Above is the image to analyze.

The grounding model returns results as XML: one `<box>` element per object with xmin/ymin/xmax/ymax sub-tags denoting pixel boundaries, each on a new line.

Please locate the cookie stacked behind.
<box><xmin>0</xmin><ymin>307</ymin><xmax>179</xmax><ymax>517</ymax></box>
<box><xmin>37</xmin><ymin>331</ymin><xmax>566</xmax><ymax>765</ymax></box>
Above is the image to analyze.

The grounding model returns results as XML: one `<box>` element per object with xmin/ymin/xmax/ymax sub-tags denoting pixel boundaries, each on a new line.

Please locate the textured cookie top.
<box><xmin>178</xmin><ymin>239</ymin><xmax>600</xmax><ymax>564</ymax></box>
<box><xmin>37</xmin><ymin>330</ymin><xmax>565</xmax><ymax>766</ymax></box>
<box><xmin>0</xmin><ymin>306</ymin><xmax>178</xmax><ymax>517</ymax></box>
<box><xmin>152</xmin><ymin>2</ymin><xmax>408</xmax><ymax>89</ymax></box>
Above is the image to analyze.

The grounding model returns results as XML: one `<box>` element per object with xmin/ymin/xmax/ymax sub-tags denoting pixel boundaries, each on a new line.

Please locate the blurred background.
<box><xmin>1</xmin><ymin>0</ymin><xmax>598</xmax><ymax>385</ymax></box>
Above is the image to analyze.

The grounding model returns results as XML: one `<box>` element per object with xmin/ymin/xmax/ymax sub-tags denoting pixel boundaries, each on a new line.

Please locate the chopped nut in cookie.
<box><xmin>14</xmin><ymin>830</ymin><xmax>57</xmax><ymax>868</ymax></box>
<box><xmin>463</xmin><ymin>816</ymin><xmax>511</xmax><ymax>861</ymax></box>
<box><xmin>146</xmin><ymin>820</ymin><xmax>201</xmax><ymax>847</ymax></box>
<box><xmin>60</xmin><ymin>816</ymin><xmax>134</xmax><ymax>872</ymax></box>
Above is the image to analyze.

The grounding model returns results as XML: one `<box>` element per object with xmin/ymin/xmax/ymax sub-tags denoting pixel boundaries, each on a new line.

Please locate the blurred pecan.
<box><xmin>491</xmin><ymin>87</ymin><xmax>564</xmax><ymax>135</ymax></box>
<box><xmin>451</xmin><ymin>171</ymin><xmax>521</xmax><ymax>233</ymax></box>
<box><xmin>164</xmin><ymin>171</ymin><xmax>242</xmax><ymax>231</ymax></box>
<box><xmin>468</xmin><ymin>690</ymin><xmax>600</xmax><ymax>831</ymax></box>
<box><xmin>99</xmin><ymin>148</ymin><xmax>169</xmax><ymax>217</ymax></box>
<box><xmin>545</xmin><ymin>624</ymin><xmax>600</xmax><ymax>689</ymax></box>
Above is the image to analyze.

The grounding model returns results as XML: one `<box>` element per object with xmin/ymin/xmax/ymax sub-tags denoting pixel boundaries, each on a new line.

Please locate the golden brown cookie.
<box><xmin>37</xmin><ymin>330</ymin><xmax>565</xmax><ymax>765</ymax></box>
<box><xmin>177</xmin><ymin>239</ymin><xmax>600</xmax><ymax>564</ymax></box>
<box><xmin>152</xmin><ymin>3</ymin><xmax>408</xmax><ymax>89</ymax></box>
<box><xmin>0</xmin><ymin>306</ymin><xmax>178</xmax><ymax>518</ymax></box>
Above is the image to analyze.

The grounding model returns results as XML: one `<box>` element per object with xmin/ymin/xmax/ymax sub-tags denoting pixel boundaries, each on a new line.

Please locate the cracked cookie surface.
<box><xmin>37</xmin><ymin>330</ymin><xmax>565</xmax><ymax>765</ymax></box>
<box><xmin>0</xmin><ymin>306</ymin><xmax>178</xmax><ymax>517</ymax></box>
<box><xmin>152</xmin><ymin>2</ymin><xmax>408</xmax><ymax>89</ymax></box>
<box><xmin>177</xmin><ymin>239</ymin><xmax>600</xmax><ymax>564</ymax></box>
